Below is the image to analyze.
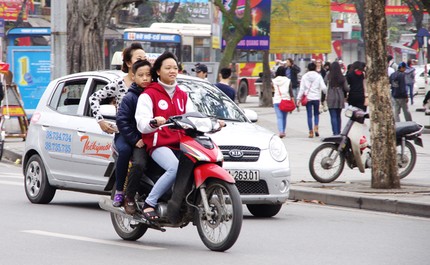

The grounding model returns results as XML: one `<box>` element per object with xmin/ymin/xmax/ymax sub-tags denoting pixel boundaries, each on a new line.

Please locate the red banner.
<box><xmin>331</xmin><ymin>3</ymin><xmax>424</xmax><ymax>15</ymax></box>
<box><xmin>0</xmin><ymin>62</ymin><xmax>9</xmax><ymax>73</ymax></box>
<box><xmin>0</xmin><ymin>0</ymin><xmax>33</xmax><ymax>21</ymax></box>
<box><xmin>332</xmin><ymin>40</ymin><xmax>342</xmax><ymax>59</ymax></box>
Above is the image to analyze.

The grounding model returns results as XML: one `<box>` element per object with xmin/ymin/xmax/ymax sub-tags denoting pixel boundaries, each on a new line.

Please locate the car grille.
<box><xmin>235</xmin><ymin>180</ymin><xmax>269</xmax><ymax>195</ymax></box>
<box><xmin>219</xmin><ymin>145</ymin><xmax>260</xmax><ymax>162</ymax></box>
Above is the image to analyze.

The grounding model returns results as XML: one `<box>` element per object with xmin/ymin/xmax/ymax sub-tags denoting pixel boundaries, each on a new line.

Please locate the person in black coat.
<box><xmin>115</xmin><ymin>59</ymin><xmax>152</xmax><ymax>214</ymax></box>
<box><xmin>346</xmin><ymin>61</ymin><xmax>367</xmax><ymax>111</ymax></box>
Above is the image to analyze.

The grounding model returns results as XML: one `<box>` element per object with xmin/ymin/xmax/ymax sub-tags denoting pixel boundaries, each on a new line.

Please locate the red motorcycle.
<box><xmin>99</xmin><ymin>112</ymin><xmax>242</xmax><ymax>252</ymax></box>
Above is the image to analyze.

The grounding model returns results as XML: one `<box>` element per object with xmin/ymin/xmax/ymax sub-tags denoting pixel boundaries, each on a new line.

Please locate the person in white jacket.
<box><xmin>297</xmin><ymin>62</ymin><xmax>327</xmax><ymax>138</ymax></box>
<box><xmin>272</xmin><ymin>66</ymin><xmax>293</xmax><ymax>138</ymax></box>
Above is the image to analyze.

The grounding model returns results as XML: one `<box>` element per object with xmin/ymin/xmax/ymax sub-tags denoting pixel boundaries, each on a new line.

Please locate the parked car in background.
<box><xmin>22</xmin><ymin>71</ymin><xmax>291</xmax><ymax>217</ymax></box>
<box><xmin>413</xmin><ymin>65</ymin><xmax>430</xmax><ymax>95</ymax></box>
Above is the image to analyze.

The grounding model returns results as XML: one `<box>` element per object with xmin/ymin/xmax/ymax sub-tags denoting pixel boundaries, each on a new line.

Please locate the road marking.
<box><xmin>22</xmin><ymin>230</ymin><xmax>164</xmax><ymax>250</ymax></box>
<box><xmin>0</xmin><ymin>180</ymin><xmax>22</xmax><ymax>186</ymax></box>
<box><xmin>0</xmin><ymin>173</ymin><xmax>22</xmax><ymax>179</ymax></box>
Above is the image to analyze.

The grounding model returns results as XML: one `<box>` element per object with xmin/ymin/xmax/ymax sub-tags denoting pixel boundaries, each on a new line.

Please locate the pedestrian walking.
<box><xmin>387</xmin><ymin>55</ymin><xmax>395</xmax><ymax>77</ymax></box>
<box><xmin>297</xmin><ymin>62</ymin><xmax>327</xmax><ymax>138</ymax></box>
<box><xmin>192</xmin><ymin>63</ymin><xmax>208</xmax><ymax>81</ymax></box>
<box><xmin>405</xmin><ymin>59</ymin><xmax>416</xmax><ymax>105</ymax></box>
<box><xmin>316</xmin><ymin>59</ymin><xmax>328</xmax><ymax>113</ymax></box>
<box><xmin>285</xmin><ymin>58</ymin><xmax>301</xmax><ymax>111</ymax></box>
<box><xmin>346</xmin><ymin>61</ymin><xmax>368</xmax><ymax>111</ymax></box>
<box><xmin>324</xmin><ymin>61</ymin><xmax>350</xmax><ymax>135</ymax></box>
<box><xmin>272</xmin><ymin>66</ymin><xmax>293</xmax><ymax>138</ymax></box>
<box><xmin>390</xmin><ymin>62</ymin><xmax>413</xmax><ymax>122</ymax></box>
<box><xmin>214</xmin><ymin>67</ymin><xmax>236</xmax><ymax>101</ymax></box>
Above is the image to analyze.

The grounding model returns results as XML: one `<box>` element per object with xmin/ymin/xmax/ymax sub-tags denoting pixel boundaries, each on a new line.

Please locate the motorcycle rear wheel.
<box><xmin>110</xmin><ymin>189</ymin><xmax>148</xmax><ymax>241</ymax></box>
<box><xmin>195</xmin><ymin>179</ymin><xmax>242</xmax><ymax>252</ymax></box>
<box><xmin>309</xmin><ymin>143</ymin><xmax>345</xmax><ymax>183</ymax></box>
<box><xmin>397</xmin><ymin>141</ymin><xmax>417</xmax><ymax>179</ymax></box>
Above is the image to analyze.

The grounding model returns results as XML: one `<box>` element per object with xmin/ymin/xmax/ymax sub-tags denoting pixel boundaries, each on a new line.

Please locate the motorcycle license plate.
<box><xmin>228</xmin><ymin>169</ymin><xmax>260</xmax><ymax>181</ymax></box>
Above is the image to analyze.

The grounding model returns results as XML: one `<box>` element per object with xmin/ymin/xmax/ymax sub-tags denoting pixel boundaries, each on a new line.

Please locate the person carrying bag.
<box><xmin>297</xmin><ymin>62</ymin><xmax>327</xmax><ymax>138</ymax></box>
<box><xmin>272</xmin><ymin>66</ymin><xmax>294</xmax><ymax>138</ymax></box>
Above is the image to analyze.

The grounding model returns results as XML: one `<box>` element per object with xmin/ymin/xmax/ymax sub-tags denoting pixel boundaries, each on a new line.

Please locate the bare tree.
<box><xmin>213</xmin><ymin>0</ymin><xmax>273</xmax><ymax>105</ymax></box>
<box><xmin>404</xmin><ymin>0</ymin><xmax>424</xmax><ymax>30</ymax></box>
<box><xmin>213</xmin><ymin>0</ymin><xmax>251</xmax><ymax>71</ymax></box>
<box><xmin>16</xmin><ymin>0</ymin><xmax>29</xmax><ymax>26</ymax></box>
<box><xmin>364</xmin><ymin>0</ymin><xmax>399</xmax><ymax>189</ymax></box>
<box><xmin>67</xmin><ymin>0</ymin><xmax>146</xmax><ymax>73</ymax></box>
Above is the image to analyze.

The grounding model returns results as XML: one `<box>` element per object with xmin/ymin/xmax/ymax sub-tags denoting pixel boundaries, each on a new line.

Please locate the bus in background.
<box><xmin>120</xmin><ymin>23</ymin><xmax>220</xmax><ymax>83</ymax></box>
<box><xmin>235</xmin><ymin>51</ymin><xmax>279</xmax><ymax>102</ymax></box>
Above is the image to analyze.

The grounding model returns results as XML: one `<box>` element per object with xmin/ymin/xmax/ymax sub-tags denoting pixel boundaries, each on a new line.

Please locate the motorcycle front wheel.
<box><xmin>110</xmin><ymin>188</ymin><xmax>148</xmax><ymax>241</ymax></box>
<box><xmin>309</xmin><ymin>143</ymin><xmax>345</xmax><ymax>183</ymax></box>
<box><xmin>195</xmin><ymin>179</ymin><xmax>242</xmax><ymax>252</ymax></box>
<box><xmin>397</xmin><ymin>141</ymin><xmax>417</xmax><ymax>179</ymax></box>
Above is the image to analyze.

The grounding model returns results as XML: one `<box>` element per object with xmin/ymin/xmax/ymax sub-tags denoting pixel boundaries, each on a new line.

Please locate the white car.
<box><xmin>413</xmin><ymin>66</ymin><xmax>430</xmax><ymax>95</ymax></box>
<box><xmin>23</xmin><ymin>71</ymin><xmax>291</xmax><ymax>217</ymax></box>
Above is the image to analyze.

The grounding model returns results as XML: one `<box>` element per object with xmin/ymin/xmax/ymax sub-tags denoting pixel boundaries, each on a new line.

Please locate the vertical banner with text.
<box><xmin>270</xmin><ymin>0</ymin><xmax>331</xmax><ymax>54</ymax></box>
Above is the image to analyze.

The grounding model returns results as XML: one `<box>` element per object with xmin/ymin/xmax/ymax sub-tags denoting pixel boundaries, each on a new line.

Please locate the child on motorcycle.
<box><xmin>115</xmin><ymin>59</ymin><xmax>152</xmax><ymax>214</ymax></box>
<box><xmin>89</xmin><ymin>43</ymin><xmax>146</xmax><ymax>207</ymax></box>
<box><xmin>135</xmin><ymin>52</ymin><xmax>196</xmax><ymax>220</ymax></box>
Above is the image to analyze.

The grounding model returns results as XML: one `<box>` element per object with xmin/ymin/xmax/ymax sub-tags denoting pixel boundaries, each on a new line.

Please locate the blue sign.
<box><xmin>7</xmin><ymin>46</ymin><xmax>51</xmax><ymax>113</ymax></box>
<box><xmin>124</xmin><ymin>32</ymin><xmax>181</xmax><ymax>43</ymax></box>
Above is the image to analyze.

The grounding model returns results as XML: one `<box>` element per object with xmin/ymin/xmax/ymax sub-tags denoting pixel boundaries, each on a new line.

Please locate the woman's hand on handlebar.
<box><xmin>151</xmin><ymin>116</ymin><xmax>166</xmax><ymax>127</ymax></box>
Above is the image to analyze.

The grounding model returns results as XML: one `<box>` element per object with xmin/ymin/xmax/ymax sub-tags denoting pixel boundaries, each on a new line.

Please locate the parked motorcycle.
<box><xmin>99</xmin><ymin>112</ymin><xmax>242</xmax><ymax>252</ymax></box>
<box><xmin>309</xmin><ymin>106</ymin><xmax>424</xmax><ymax>183</ymax></box>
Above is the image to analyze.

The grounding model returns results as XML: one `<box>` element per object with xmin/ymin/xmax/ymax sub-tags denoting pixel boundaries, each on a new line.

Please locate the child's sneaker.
<box><xmin>112</xmin><ymin>193</ymin><xmax>124</xmax><ymax>207</ymax></box>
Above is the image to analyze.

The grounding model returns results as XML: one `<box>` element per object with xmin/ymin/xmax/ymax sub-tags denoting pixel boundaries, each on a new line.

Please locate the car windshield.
<box><xmin>178</xmin><ymin>79</ymin><xmax>247</xmax><ymax>122</ymax></box>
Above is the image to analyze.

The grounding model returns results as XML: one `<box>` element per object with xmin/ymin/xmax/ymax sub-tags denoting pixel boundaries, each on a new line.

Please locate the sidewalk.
<box><xmin>3</xmin><ymin>95</ymin><xmax>430</xmax><ymax>218</ymax></box>
<box><xmin>239</xmin><ymin>94</ymin><xmax>430</xmax><ymax>218</ymax></box>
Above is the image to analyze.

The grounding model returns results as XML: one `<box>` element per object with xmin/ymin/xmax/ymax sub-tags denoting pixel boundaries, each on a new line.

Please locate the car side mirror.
<box><xmin>99</xmin><ymin>104</ymin><xmax>116</xmax><ymax>120</ymax></box>
<box><xmin>242</xmin><ymin>108</ymin><xmax>258</xmax><ymax>122</ymax></box>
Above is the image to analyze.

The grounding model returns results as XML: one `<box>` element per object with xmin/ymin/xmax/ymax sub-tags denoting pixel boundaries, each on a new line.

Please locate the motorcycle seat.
<box><xmin>395</xmin><ymin>121</ymin><xmax>422</xmax><ymax>136</ymax></box>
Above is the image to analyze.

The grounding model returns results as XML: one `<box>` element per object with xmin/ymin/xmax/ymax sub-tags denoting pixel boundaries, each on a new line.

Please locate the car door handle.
<box><xmin>77</xmin><ymin>129</ymin><xmax>87</xmax><ymax>134</ymax></box>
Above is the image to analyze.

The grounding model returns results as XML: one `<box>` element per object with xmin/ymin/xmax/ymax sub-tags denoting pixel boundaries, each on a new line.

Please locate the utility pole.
<box><xmin>51</xmin><ymin>1</ymin><xmax>67</xmax><ymax>79</ymax></box>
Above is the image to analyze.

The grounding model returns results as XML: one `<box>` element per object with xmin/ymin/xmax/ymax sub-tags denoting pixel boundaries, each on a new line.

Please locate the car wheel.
<box><xmin>246</xmin><ymin>204</ymin><xmax>282</xmax><ymax>218</ymax></box>
<box><xmin>24</xmin><ymin>154</ymin><xmax>56</xmax><ymax>204</ymax></box>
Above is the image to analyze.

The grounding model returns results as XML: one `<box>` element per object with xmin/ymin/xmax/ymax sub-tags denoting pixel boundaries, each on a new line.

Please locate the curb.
<box><xmin>289</xmin><ymin>187</ymin><xmax>430</xmax><ymax>218</ymax></box>
<box><xmin>2</xmin><ymin>148</ymin><xmax>22</xmax><ymax>164</ymax></box>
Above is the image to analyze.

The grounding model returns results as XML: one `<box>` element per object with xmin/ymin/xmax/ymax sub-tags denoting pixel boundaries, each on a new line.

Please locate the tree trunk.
<box><xmin>166</xmin><ymin>3</ymin><xmax>180</xmax><ymax>22</ymax></box>
<box><xmin>364</xmin><ymin>0</ymin><xmax>399</xmax><ymax>189</ymax></box>
<box><xmin>405</xmin><ymin>0</ymin><xmax>423</xmax><ymax>30</ymax></box>
<box><xmin>214</xmin><ymin>0</ymin><xmax>251</xmax><ymax>72</ymax></box>
<box><xmin>67</xmin><ymin>0</ymin><xmax>143</xmax><ymax>74</ymax></box>
<box><xmin>259</xmin><ymin>50</ymin><xmax>272</xmax><ymax>107</ymax></box>
<box><xmin>16</xmin><ymin>0</ymin><xmax>28</xmax><ymax>26</ymax></box>
<box><xmin>352</xmin><ymin>0</ymin><xmax>365</xmax><ymax>41</ymax></box>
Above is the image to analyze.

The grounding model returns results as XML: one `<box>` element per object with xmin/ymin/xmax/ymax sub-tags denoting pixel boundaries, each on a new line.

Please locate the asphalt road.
<box><xmin>2</xmin><ymin>160</ymin><xmax>430</xmax><ymax>265</ymax></box>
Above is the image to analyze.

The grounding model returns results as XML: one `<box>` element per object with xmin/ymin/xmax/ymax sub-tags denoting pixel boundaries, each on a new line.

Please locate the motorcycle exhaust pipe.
<box><xmin>99</xmin><ymin>197</ymin><xmax>169</xmax><ymax>221</ymax></box>
<box><xmin>98</xmin><ymin>197</ymin><xmax>132</xmax><ymax>218</ymax></box>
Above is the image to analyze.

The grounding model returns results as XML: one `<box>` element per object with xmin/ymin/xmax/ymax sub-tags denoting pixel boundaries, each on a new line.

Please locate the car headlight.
<box><xmin>269</xmin><ymin>135</ymin><xmax>288</xmax><ymax>162</ymax></box>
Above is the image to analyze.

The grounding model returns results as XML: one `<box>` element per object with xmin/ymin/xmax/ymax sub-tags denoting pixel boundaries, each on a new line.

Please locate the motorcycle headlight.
<box><xmin>269</xmin><ymin>135</ymin><xmax>288</xmax><ymax>162</ymax></box>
